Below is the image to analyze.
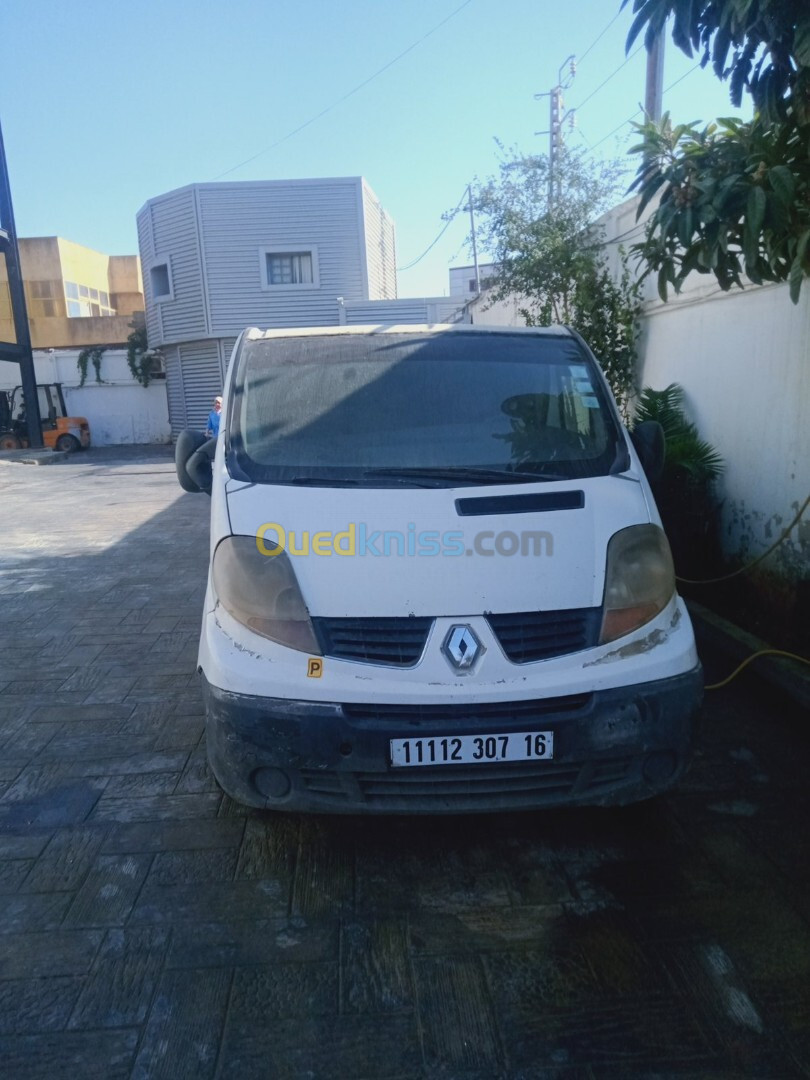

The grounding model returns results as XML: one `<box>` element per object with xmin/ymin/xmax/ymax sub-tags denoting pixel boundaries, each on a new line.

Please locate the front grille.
<box><xmin>312</xmin><ymin>616</ymin><xmax>433</xmax><ymax>666</ymax></box>
<box><xmin>341</xmin><ymin>693</ymin><xmax>592</xmax><ymax>726</ymax></box>
<box><xmin>313</xmin><ymin>607</ymin><xmax>601</xmax><ymax>667</ymax></box>
<box><xmin>487</xmin><ymin>607</ymin><xmax>601</xmax><ymax>663</ymax></box>
<box><xmin>299</xmin><ymin>756</ymin><xmax>634</xmax><ymax>810</ymax></box>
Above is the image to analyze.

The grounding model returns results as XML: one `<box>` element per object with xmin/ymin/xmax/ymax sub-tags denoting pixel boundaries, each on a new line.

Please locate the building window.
<box><xmin>259</xmin><ymin>246</ymin><xmax>319</xmax><ymax>290</ymax></box>
<box><xmin>63</xmin><ymin>280</ymin><xmax>117</xmax><ymax>317</ymax></box>
<box><xmin>150</xmin><ymin>262</ymin><xmax>173</xmax><ymax>301</ymax></box>
<box><xmin>267</xmin><ymin>252</ymin><xmax>312</xmax><ymax>285</ymax></box>
<box><xmin>30</xmin><ymin>281</ymin><xmax>56</xmax><ymax>299</ymax></box>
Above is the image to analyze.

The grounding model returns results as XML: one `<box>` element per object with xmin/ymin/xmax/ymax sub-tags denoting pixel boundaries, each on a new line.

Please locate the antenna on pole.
<box><xmin>535</xmin><ymin>55</ymin><xmax>576</xmax><ymax>208</ymax></box>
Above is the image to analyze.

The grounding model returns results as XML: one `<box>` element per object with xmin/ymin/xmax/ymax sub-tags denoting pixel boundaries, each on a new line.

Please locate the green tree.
<box><xmin>466</xmin><ymin>144</ymin><xmax>642</xmax><ymax>413</ymax></box>
<box><xmin>624</xmin><ymin>0</ymin><xmax>810</xmax><ymax>301</ymax></box>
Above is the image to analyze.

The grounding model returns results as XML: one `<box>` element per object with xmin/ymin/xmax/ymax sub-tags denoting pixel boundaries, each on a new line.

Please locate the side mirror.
<box><xmin>175</xmin><ymin>430</ymin><xmax>217</xmax><ymax>495</ymax></box>
<box><xmin>631</xmin><ymin>421</ymin><xmax>665</xmax><ymax>484</ymax></box>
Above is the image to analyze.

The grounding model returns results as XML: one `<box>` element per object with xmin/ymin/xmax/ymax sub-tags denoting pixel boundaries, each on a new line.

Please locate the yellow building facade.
<box><xmin>0</xmin><ymin>237</ymin><xmax>144</xmax><ymax>348</ymax></box>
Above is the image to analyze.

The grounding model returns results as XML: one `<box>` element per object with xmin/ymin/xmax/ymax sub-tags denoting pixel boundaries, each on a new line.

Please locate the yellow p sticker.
<box><xmin>307</xmin><ymin>658</ymin><xmax>323</xmax><ymax>679</ymax></box>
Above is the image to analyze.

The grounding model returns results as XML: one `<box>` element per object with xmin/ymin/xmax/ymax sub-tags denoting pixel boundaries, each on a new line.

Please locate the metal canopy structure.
<box><xmin>0</xmin><ymin>116</ymin><xmax>42</xmax><ymax>447</ymax></box>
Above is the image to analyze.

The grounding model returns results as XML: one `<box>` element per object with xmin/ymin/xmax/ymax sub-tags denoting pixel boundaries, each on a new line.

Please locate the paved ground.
<box><xmin>1</xmin><ymin>446</ymin><xmax>808</xmax><ymax>1079</ymax></box>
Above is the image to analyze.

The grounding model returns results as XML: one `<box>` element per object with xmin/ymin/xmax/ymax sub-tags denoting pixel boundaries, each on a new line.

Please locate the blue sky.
<box><xmin>1</xmin><ymin>0</ymin><xmax>749</xmax><ymax>298</ymax></box>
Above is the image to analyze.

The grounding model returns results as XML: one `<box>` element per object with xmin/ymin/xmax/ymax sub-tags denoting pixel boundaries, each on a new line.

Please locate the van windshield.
<box><xmin>229</xmin><ymin>331</ymin><xmax>623</xmax><ymax>486</ymax></box>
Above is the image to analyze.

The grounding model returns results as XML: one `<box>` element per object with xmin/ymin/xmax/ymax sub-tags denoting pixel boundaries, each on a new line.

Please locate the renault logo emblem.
<box><xmin>442</xmin><ymin>625</ymin><xmax>483</xmax><ymax>671</ymax></box>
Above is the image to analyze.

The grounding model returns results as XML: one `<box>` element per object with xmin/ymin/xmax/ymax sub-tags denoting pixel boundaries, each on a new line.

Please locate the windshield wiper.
<box><xmin>289</xmin><ymin>474</ymin><xmax>435</xmax><ymax>488</ymax></box>
<box><xmin>288</xmin><ymin>476</ymin><xmax>364</xmax><ymax>487</ymax></box>
<box><xmin>287</xmin><ymin>467</ymin><xmax>566</xmax><ymax>488</ymax></box>
<box><xmin>362</xmin><ymin>466</ymin><xmax>568</xmax><ymax>485</ymax></box>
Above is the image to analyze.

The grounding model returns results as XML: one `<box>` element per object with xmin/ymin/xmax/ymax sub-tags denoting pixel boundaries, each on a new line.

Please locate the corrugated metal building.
<box><xmin>339</xmin><ymin>297</ymin><xmax>467</xmax><ymax>325</ymax></box>
<box><xmin>136</xmin><ymin>176</ymin><xmax>403</xmax><ymax>436</ymax></box>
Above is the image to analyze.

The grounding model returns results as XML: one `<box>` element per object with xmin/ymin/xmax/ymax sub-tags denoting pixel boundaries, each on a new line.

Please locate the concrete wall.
<box><xmin>638</xmin><ymin>278</ymin><xmax>809</xmax><ymax>582</ymax></box>
<box><xmin>599</xmin><ymin>197</ymin><xmax>809</xmax><ymax>583</ymax></box>
<box><xmin>108</xmin><ymin>255</ymin><xmax>144</xmax><ymax>314</ymax></box>
<box><xmin>25</xmin><ymin>314</ymin><xmax>140</xmax><ymax>349</ymax></box>
<box><xmin>449</xmin><ymin>263</ymin><xmax>499</xmax><ymax>298</ymax></box>
<box><xmin>0</xmin><ymin>237</ymin><xmax>145</xmax><ymax>349</ymax></box>
<box><xmin>465</xmin><ymin>290</ymin><xmax>528</xmax><ymax>326</ymax></box>
<box><xmin>0</xmin><ymin>349</ymin><xmax>170</xmax><ymax>446</ymax></box>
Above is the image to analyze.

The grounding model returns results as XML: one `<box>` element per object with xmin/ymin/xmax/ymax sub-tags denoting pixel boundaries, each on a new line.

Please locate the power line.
<box><xmin>604</xmin><ymin>221</ymin><xmax>647</xmax><ymax>245</ymax></box>
<box><xmin>573</xmin><ymin>123</ymin><xmax>593</xmax><ymax>149</ymax></box>
<box><xmin>577</xmin><ymin>9</ymin><xmax>624</xmax><ymax>66</ymax></box>
<box><xmin>574</xmin><ymin>43</ymin><xmax>646</xmax><ymax>117</ymax></box>
<box><xmin>662</xmin><ymin>61</ymin><xmax>703</xmax><ymax>98</ymax></box>
<box><xmin>590</xmin><ymin>110</ymin><xmax>641</xmax><ymax>150</ymax></box>
<box><xmin>447</xmin><ymin>235</ymin><xmax>469</xmax><ymax>265</ymax></box>
<box><xmin>589</xmin><ymin>62</ymin><xmax>702</xmax><ymax>151</ymax></box>
<box><xmin>397</xmin><ymin>189</ymin><xmax>469</xmax><ymax>272</ymax></box>
<box><xmin>210</xmin><ymin>0</ymin><xmax>476</xmax><ymax>181</ymax></box>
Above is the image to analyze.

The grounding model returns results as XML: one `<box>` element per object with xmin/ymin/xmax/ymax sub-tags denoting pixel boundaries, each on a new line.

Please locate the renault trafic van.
<box><xmin>176</xmin><ymin>324</ymin><xmax>702</xmax><ymax>813</ymax></box>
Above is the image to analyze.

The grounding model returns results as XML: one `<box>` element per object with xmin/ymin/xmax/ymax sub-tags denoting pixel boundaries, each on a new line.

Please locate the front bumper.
<box><xmin>201</xmin><ymin>666</ymin><xmax>702</xmax><ymax>814</ymax></box>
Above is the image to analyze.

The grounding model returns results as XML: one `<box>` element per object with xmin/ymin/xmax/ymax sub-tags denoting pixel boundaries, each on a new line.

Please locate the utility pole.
<box><xmin>467</xmin><ymin>184</ymin><xmax>480</xmax><ymax>295</ymax></box>
<box><xmin>535</xmin><ymin>55</ymin><xmax>576</xmax><ymax>208</ymax></box>
<box><xmin>644</xmin><ymin>29</ymin><xmax>665</xmax><ymax>122</ymax></box>
<box><xmin>0</xmin><ymin>116</ymin><xmax>42</xmax><ymax>448</ymax></box>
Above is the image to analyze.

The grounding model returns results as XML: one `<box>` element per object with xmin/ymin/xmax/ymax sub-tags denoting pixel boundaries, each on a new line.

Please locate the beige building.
<box><xmin>0</xmin><ymin>236</ymin><xmax>144</xmax><ymax>348</ymax></box>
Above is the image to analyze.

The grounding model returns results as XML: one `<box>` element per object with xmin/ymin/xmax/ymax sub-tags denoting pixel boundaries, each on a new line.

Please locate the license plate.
<box><xmin>390</xmin><ymin>730</ymin><xmax>554</xmax><ymax>768</ymax></box>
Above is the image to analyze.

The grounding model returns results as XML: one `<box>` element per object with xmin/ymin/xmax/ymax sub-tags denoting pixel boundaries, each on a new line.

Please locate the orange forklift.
<box><xmin>0</xmin><ymin>382</ymin><xmax>91</xmax><ymax>453</ymax></box>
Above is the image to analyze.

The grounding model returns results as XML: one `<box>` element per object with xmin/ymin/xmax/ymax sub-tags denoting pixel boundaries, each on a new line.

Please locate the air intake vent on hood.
<box><xmin>455</xmin><ymin>491</ymin><xmax>584</xmax><ymax>517</ymax></box>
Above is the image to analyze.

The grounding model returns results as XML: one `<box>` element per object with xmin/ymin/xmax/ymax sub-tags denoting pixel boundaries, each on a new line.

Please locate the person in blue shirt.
<box><xmin>206</xmin><ymin>396</ymin><xmax>222</xmax><ymax>438</ymax></box>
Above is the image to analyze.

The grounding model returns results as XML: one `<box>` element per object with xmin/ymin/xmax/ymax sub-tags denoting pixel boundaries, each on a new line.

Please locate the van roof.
<box><xmin>242</xmin><ymin>324</ymin><xmax>574</xmax><ymax>342</ymax></box>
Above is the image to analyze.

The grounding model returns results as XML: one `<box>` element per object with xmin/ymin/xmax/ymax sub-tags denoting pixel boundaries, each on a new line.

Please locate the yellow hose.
<box><xmin>705</xmin><ymin>649</ymin><xmax>810</xmax><ymax>691</ymax></box>
<box><xmin>676</xmin><ymin>492</ymin><xmax>810</xmax><ymax>585</ymax></box>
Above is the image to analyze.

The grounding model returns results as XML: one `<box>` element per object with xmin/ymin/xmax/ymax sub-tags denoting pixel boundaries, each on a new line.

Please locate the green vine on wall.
<box><xmin>126</xmin><ymin>323</ymin><xmax>162</xmax><ymax>388</ymax></box>
<box><xmin>77</xmin><ymin>346</ymin><xmax>106</xmax><ymax>387</ymax></box>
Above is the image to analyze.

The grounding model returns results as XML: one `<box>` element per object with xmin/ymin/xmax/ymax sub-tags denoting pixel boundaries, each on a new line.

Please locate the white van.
<box><xmin>176</xmin><ymin>324</ymin><xmax>702</xmax><ymax>814</ymax></box>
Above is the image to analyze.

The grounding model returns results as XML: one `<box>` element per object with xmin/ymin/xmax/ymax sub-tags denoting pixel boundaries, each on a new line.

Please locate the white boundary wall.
<box><xmin>601</xmin><ymin>197</ymin><xmax>809</xmax><ymax>582</ymax></box>
<box><xmin>0</xmin><ymin>349</ymin><xmax>171</xmax><ymax>446</ymax></box>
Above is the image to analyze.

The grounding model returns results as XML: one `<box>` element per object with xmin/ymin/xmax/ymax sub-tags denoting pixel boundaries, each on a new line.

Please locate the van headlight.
<box><xmin>599</xmin><ymin>524</ymin><xmax>675</xmax><ymax>644</ymax></box>
<box><xmin>212</xmin><ymin>535</ymin><xmax>321</xmax><ymax>654</ymax></box>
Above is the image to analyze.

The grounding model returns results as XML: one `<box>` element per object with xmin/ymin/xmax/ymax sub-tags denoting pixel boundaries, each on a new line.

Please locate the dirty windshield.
<box><xmin>229</xmin><ymin>331</ymin><xmax>621</xmax><ymax>486</ymax></box>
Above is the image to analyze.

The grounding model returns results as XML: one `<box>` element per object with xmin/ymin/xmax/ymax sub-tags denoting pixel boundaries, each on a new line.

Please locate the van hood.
<box><xmin>224</xmin><ymin>476</ymin><xmax>652</xmax><ymax>618</ymax></box>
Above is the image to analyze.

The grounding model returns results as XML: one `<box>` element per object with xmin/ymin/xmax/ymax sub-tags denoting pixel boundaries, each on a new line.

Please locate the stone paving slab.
<box><xmin>1</xmin><ymin>446</ymin><xmax>809</xmax><ymax>1078</ymax></box>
